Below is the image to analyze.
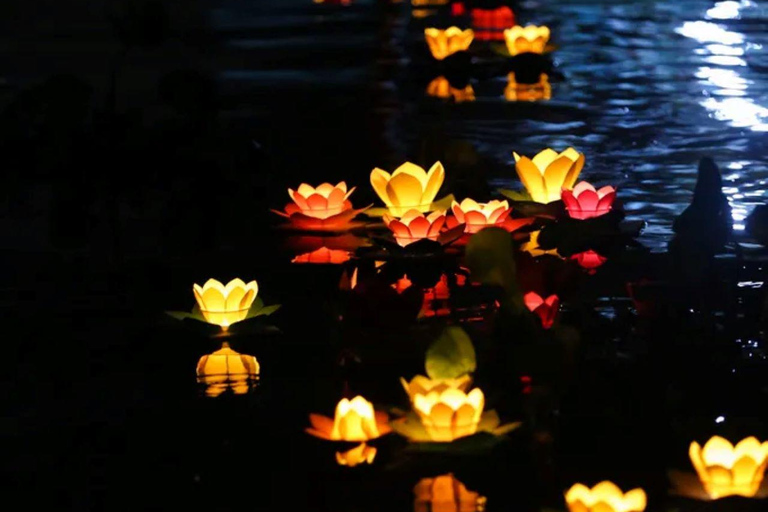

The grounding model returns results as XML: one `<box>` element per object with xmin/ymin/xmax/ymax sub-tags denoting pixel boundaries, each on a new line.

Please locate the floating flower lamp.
<box><xmin>292</xmin><ymin>246</ymin><xmax>351</xmax><ymax>264</ymax></box>
<box><xmin>413</xmin><ymin>387</ymin><xmax>485</xmax><ymax>442</ymax></box>
<box><xmin>513</xmin><ymin>147</ymin><xmax>584</xmax><ymax>204</ymax></box>
<box><xmin>424</xmin><ymin>27</ymin><xmax>474</xmax><ymax>61</ymax></box>
<box><xmin>273</xmin><ymin>181</ymin><xmax>368</xmax><ymax>231</ymax></box>
<box><xmin>414</xmin><ymin>474</ymin><xmax>487</xmax><ymax>512</ymax></box>
<box><xmin>571</xmin><ymin>250</ymin><xmax>607</xmax><ymax>272</ymax></box>
<box><xmin>503</xmin><ymin>25</ymin><xmax>551</xmax><ymax>56</ymax></box>
<box><xmin>504</xmin><ymin>72</ymin><xmax>551</xmax><ymax>102</ymax></box>
<box><xmin>448</xmin><ymin>199</ymin><xmax>511</xmax><ymax>234</ymax></box>
<box><xmin>565</xmin><ymin>482</ymin><xmax>647</xmax><ymax>512</ymax></box>
<box><xmin>307</xmin><ymin>396</ymin><xmax>392</xmax><ymax>442</ymax></box>
<box><xmin>193</xmin><ymin>278</ymin><xmax>259</xmax><ymax>328</ymax></box>
<box><xmin>521</xmin><ymin>230</ymin><xmax>560</xmax><ymax>258</ymax></box>
<box><xmin>689</xmin><ymin>436</ymin><xmax>768</xmax><ymax>499</ymax></box>
<box><xmin>426</xmin><ymin>76</ymin><xmax>475</xmax><ymax>103</ymax></box>
<box><xmin>336</xmin><ymin>443</ymin><xmax>376</xmax><ymax>467</ymax></box>
<box><xmin>371</xmin><ymin>161</ymin><xmax>445</xmax><ymax>217</ymax></box>
<box><xmin>384</xmin><ymin>209</ymin><xmax>447</xmax><ymax>247</ymax></box>
<box><xmin>401</xmin><ymin>374</ymin><xmax>472</xmax><ymax>403</ymax></box>
<box><xmin>196</xmin><ymin>343</ymin><xmax>259</xmax><ymax>398</ymax></box>
<box><xmin>524</xmin><ymin>291</ymin><xmax>559</xmax><ymax>329</ymax></box>
<box><xmin>472</xmin><ymin>6</ymin><xmax>515</xmax><ymax>41</ymax></box>
<box><xmin>562</xmin><ymin>182</ymin><xmax>617</xmax><ymax>220</ymax></box>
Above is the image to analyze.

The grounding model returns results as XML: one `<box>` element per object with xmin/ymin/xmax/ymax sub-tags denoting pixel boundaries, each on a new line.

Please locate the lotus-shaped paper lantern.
<box><xmin>689</xmin><ymin>436</ymin><xmax>768</xmax><ymax>499</ymax></box>
<box><xmin>504</xmin><ymin>72</ymin><xmax>551</xmax><ymax>102</ymax></box>
<box><xmin>196</xmin><ymin>343</ymin><xmax>260</xmax><ymax>397</ymax></box>
<box><xmin>336</xmin><ymin>443</ymin><xmax>376</xmax><ymax>467</ymax></box>
<box><xmin>414</xmin><ymin>474</ymin><xmax>487</xmax><ymax>512</ymax></box>
<box><xmin>292</xmin><ymin>246</ymin><xmax>352</xmax><ymax>264</ymax></box>
<box><xmin>413</xmin><ymin>388</ymin><xmax>484</xmax><ymax>441</ymax></box>
<box><xmin>572</xmin><ymin>250</ymin><xmax>607</xmax><ymax>271</ymax></box>
<box><xmin>472</xmin><ymin>6</ymin><xmax>515</xmax><ymax>41</ymax></box>
<box><xmin>384</xmin><ymin>209</ymin><xmax>446</xmax><ymax>247</ymax></box>
<box><xmin>193</xmin><ymin>278</ymin><xmax>259</xmax><ymax>328</ymax></box>
<box><xmin>371</xmin><ymin>161</ymin><xmax>445</xmax><ymax>217</ymax></box>
<box><xmin>273</xmin><ymin>181</ymin><xmax>368</xmax><ymax>230</ymax></box>
<box><xmin>424</xmin><ymin>27</ymin><xmax>474</xmax><ymax>61</ymax></box>
<box><xmin>562</xmin><ymin>181</ymin><xmax>616</xmax><ymax>219</ymax></box>
<box><xmin>565</xmin><ymin>481</ymin><xmax>647</xmax><ymax>512</ymax></box>
<box><xmin>449</xmin><ymin>199</ymin><xmax>513</xmax><ymax>233</ymax></box>
<box><xmin>524</xmin><ymin>292</ymin><xmax>559</xmax><ymax>329</ymax></box>
<box><xmin>426</xmin><ymin>76</ymin><xmax>476</xmax><ymax>103</ymax></box>
<box><xmin>503</xmin><ymin>25</ymin><xmax>550</xmax><ymax>56</ymax></box>
<box><xmin>307</xmin><ymin>396</ymin><xmax>392</xmax><ymax>442</ymax></box>
<box><xmin>401</xmin><ymin>374</ymin><xmax>472</xmax><ymax>403</ymax></box>
<box><xmin>514</xmin><ymin>148</ymin><xmax>584</xmax><ymax>203</ymax></box>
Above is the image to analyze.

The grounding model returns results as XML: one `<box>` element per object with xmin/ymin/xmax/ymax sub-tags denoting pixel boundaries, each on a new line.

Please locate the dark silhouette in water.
<box><xmin>746</xmin><ymin>204</ymin><xmax>768</xmax><ymax>246</ymax></box>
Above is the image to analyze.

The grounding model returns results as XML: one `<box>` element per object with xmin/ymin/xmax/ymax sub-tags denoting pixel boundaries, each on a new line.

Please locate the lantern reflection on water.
<box><xmin>424</xmin><ymin>27</ymin><xmax>474</xmax><ymax>61</ymax></box>
<box><xmin>413</xmin><ymin>387</ymin><xmax>485</xmax><ymax>441</ymax></box>
<box><xmin>572</xmin><ymin>250</ymin><xmax>607</xmax><ymax>272</ymax></box>
<box><xmin>196</xmin><ymin>343</ymin><xmax>260</xmax><ymax>397</ymax></box>
<box><xmin>307</xmin><ymin>396</ymin><xmax>392</xmax><ymax>442</ymax></box>
<box><xmin>503</xmin><ymin>25</ymin><xmax>551</xmax><ymax>56</ymax></box>
<box><xmin>524</xmin><ymin>292</ymin><xmax>559</xmax><ymax>329</ymax></box>
<box><xmin>193</xmin><ymin>278</ymin><xmax>259</xmax><ymax>328</ymax></box>
<box><xmin>521</xmin><ymin>231</ymin><xmax>560</xmax><ymax>258</ymax></box>
<box><xmin>292</xmin><ymin>246</ymin><xmax>351</xmax><ymax>264</ymax></box>
<box><xmin>336</xmin><ymin>443</ymin><xmax>377</xmax><ymax>467</ymax></box>
<box><xmin>414</xmin><ymin>474</ymin><xmax>487</xmax><ymax>512</ymax></box>
<box><xmin>426</xmin><ymin>76</ymin><xmax>476</xmax><ymax>103</ymax></box>
<box><xmin>371</xmin><ymin>161</ymin><xmax>445</xmax><ymax>217</ymax></box>
<box><xmin>513</xmin><ymin>147</ymin><xmax>584</xmax><ymax>204</ymax></box>
<box><xmin>504</xmin><ymin>72</ymin><xmax>551</xmax><ymax>102</ymax></box>
<box><xmin>689</xmin><ymin>435</ymin><xmax>768</xmax><ymax>499</ymax></box>
<box><xmin>565</xmin><ymin>481</ymin><xmax>647</xmax><ymax>512</ymax></box>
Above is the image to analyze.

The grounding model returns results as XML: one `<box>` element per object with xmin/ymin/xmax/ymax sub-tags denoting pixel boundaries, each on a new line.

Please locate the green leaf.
<box><xmin>425</xmin><ymin>326</ymin><xmax>476</xmax><ymax>379</ymax></box>
<box><xmin>465</xmin><ymin>227</ymin><xmax>524</xmax><ymax>312</ymax></box>
<box><xmin>166</xmin><ymin>310</ymin><xmax>193</xmax><ymax>321</ymax></box>
<box><xmin>429</xmin><ymin>194</ymin><xmax>456</xmax><ymax>212</ymax></box>
<box><xmin>499</xmin><ymin>188</ymin><xmax>532</xmax><ymax>202</ymax></box>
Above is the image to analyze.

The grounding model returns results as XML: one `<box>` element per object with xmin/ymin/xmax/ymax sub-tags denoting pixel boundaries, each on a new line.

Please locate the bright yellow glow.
<box><xmin>565</xmin><ymin>481</ymin><xmax>647</xmax><ymax>512</ymax></box>
<box><xmin>513</xmin><ymin>147</ymin><xmax>584</xmax><ymax>203</ymax></box>
<box><xmin>414</xmin><ymin>473</ymin><xmax>487</xmax><ymax>512</ymax></box>
<box><xmin>413</xmin><ymin>388</ymin><xmax>485</xmax><ymax>441</ymax></box>
<box><xmin>426</xmin><ymin>76</ymin><xmax>475</xmax><ymax>103</ymax></box>
<box><xmin>424</xmin><ymin>27</ymin><xmax>474</xmax><ymax>61</ymax></box>
<box><xmin>504</xmin><ymin>73</ymin><xmax>551</xmax><ymax>102</ymax></box>
<box><xmin>451</xmin><ymin>199</ymin><xmax>511</xmax><ymax>233</ymax></box>
<box><xmin>384</xmin><ymin>209</ymin><xmax>446</xmax><ymax>247</ymax></box>
<box><xmin>193</xmin><ymin>278</ymin><xmax>259</xmax><ymax>327</ymax></box>
<box><xmin>503</xmin><ymin>25</ymin><xmax>551</xmax><ymax>56</ymax></box>
<box><xmin>521</xmin><ymin>230</ymin><xmax>561</xmax><ymax>258</ymax></box>
<box><xmin>400</xmin><ymin>374</ymin><xmax>472</xmax><ymax>402</ymax></box>
<box><xmin>196</xmin><ymin>343</ymin><xmax>260</xmax><ymax>398</ymax></box>
<box><xmin>336</xmin><ymin>443</ymin><xmax>377</xmax><ymax>467</ymax></box>
<box><xmin>307</xmin><ymin>396</ymin><xmax>392</xmax><ymax>442</ymax></box>
<box><xmin>371</xmin><ymin>161</ymin><xmax>445</xmax><ymax>217</ymax></box>
<box><xmin>689</xmin><ymin>436</ymin><xmax>768</xmax><ymax>499</ymax></box>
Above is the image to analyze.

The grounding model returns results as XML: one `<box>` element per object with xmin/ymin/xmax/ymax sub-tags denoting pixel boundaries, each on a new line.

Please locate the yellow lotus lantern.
<box><xmin>565</xmin><ymin>481</ymin><xmax>647</xmax><ymax>512</ymax></box>
<box><xmin>400</xmin><ymin>374</ymin><xmax>472</xmax><ymax>402</ymax></box>
<box><xmin>449</xmin><ymin>199</ymin><xmax>512</xmax><ymax>233</ymax></box>
<box><xmin>307</xmin><ymin>396</ymin><xmax>392</xmax><ymax>442</ymax></box>
<box><xmin>504</xmin><ymin>72</ymin><xmax>551</xmax><ymax>102</ymax></box>
<box><xmin>193</xmin><ymin>278</ymin><xmax>258</xmax><ymax>328</ymax></box>
<box><xmin>371</xmin><ymin>161</ymin><xmax>445</xmax><ymax>216</ymax></box>
<box><xmin>426</xmin><ymin>76</ymin><xmax>476</xmax><ymax>103</ymax></box>
<box><xmin>424</xmin><ymin>27</ymin><xmax>474</xmax><ymax>61</ymax></box>
<box><xmin>413</xmin><ymin>388</ymin><xmax>484</xmax><ymax>442</ymax></box>
<box><xmin>336</xmin><ymin>443</ymin><xmax>376</xmax><ymax>467</ymax></box>
<box><xmin>196</xmin><ymin>343</ymin><xmax>260</xmax><ymax>398</ymax></box>
<box><xmin>513</xmin><ymin>147</ymin><xmax>584</xmax><ymax>203</ymax></box>
<box><xmin>414</xmin><ymin>474</ymin><xmax>487</xmax><ymax>512</ymax></box>
<box><xmin>503</xmin><ymin>25</ymin><xmax>550</xmax><ymax>56</ymax></box>
<box><xmin>689</xmin><ymin>436</ymin><xmax>768</xmax><ymax>499</ymax></box>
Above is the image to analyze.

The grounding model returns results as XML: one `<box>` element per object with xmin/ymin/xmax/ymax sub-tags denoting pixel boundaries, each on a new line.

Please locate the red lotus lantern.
<box><xmin>524</xmin><ymin>292</ymin><xmax>559</xmax><ymax>329</ymax></box>
<box><xmin>571</xmin><ymin>250</ymin><xmax>607</xmax><ymax>272</ymax></box>
<box><xmin>561</xmin><ymin>182</ymin><xmax>616</xmax><ymax>220</ymax></box>
<box><xmin>471</xmin><ymin>6</ymin><xmax>515</xmax><ymax>41</ymax></box>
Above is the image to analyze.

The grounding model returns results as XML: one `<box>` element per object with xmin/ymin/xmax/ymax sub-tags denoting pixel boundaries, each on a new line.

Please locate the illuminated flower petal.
<box><xmin>193</xmin><ymin>278</ymin><xmax>259</xmax><ymax>327</ymax></box>
<box><xmin>424</xmin><ymin>27</ymin><xmax>474</xmax><ymax>60</ymax></box>
<box><xmin>689</xmin><ymin>435</ymin><xmax>768</xmax><ymax>498</ymax></box>
<box><xmin>371</xmin><ymin>162</ymin><xmax>445</xmax><ymax>216</ymax></box>
<box><xmin>503</xmin><ymin>25</ymin><xmax>550</xmax><ymax>56</ymax></box>
<box><xmin>565</xmin><ymin>481</ymin><xmax>647</xmax><ymax>512</ymax></box>
<box><xmin>308</xmin><ymin>396</ymin><xmax>392</xmax><ymax>442</ymax></box>
<box><xmin>514</xmin><ymin>148</ymin><xmax>585</xmax><ymax>203</ymax></box>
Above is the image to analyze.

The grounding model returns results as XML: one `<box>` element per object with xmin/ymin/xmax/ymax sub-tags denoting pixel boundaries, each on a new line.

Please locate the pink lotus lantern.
<box><xmin>383</xmin><ymin>210</ymin><xmax>446</xmax><ymax>247</ymax></box>
<box><xmin>273</xmin><ymin>181</ymin><xmax>368</xmax><ymax>230</ymax></box>
<box><xmin>524</xmin><ymin>292</ymin><xmax>559</xmax><ymax>329</ymax></box>
<box><xmin>561</xmin><ymin>182</ymin><xmax>616</xmax><ymax>220</ymax></box>
<box><xmin>471</xmin><ymin>6</ymin><xmax>515</xmax><ymax>41</ymax></box>
<box><xmin>571</xmin><ymin>250</ymin><xmax>607</xmax><ymax>272</ymax></box>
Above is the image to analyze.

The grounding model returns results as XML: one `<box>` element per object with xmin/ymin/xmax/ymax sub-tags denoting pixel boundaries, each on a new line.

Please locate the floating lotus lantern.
<box><xmin>272</xmin><ymin>181</ymin><xmax>368</xmax><ymax>230</ymax></box>
<box><xmin>513</xmin><ymin>147</ymin><xmax>584</xmax><ymax>203</ymax></box>
<box><xmin>472</xmin><ymin>6</ymin><xmax>515</xmax><ymax>41</ymax></box>
<box><xmin>193</xmin><ymin>278</ymin><xmax>259</xmax><ymax>328</ymax></box>
<box><xmin>401</xmin><ymin>374</ymin><xmax>472</xmax><ymax>403</ymax></box>
<box><xmin>371</xmin><ymin>161</ymin><xmax>445</xmax><ymax>217</ymax></box>
<box><xmin>336</xmin><ymin>443</ymin><xmax>376</xmax><ymax>467</ymax></box>
<box><xmin>196</xmin><ymin>343</ymin><xmax>259</xmax><ymax>397</ymax></box>
<box><xmin>426</xmin><ymin>76</ymin><xmax>475</xmax><ymax>103</ymax></box>
<box><xmin>565</xmin><ymin>482</ymin><xmax>647</xmax><ymax>512</ymax></box>
<box><xmin>384</xmin><ymin>209</ymin><xmax>446</xmax><ymax>247</ymax></box>
<box><xmin>571</xmin><ymin>250</ymin><xmax>607</xmax><ymax>272</ymax></box>
<box><xmin>689</xmin><ymin>436</ymin><xmax>768</xmax><ymax>499</ymax></box>
<box><xmin>307</xmin><ymin>396</ymin><xmax>392</xmax><ymax>442</ymax></box>
<box><xmin>521</xmin><ymin>230</ymin><xmax>560</xmax><ymax>258</ymax></box>
<box><xmin>524</xmin><ymin>291</ymin><xmax>559</xmax><ymax>329</ymax></box>
<box><xmin>448</xmin><ymin>199</ymin><xmax>511</xmax><ymax>234</ymax></box>
<box><xmin>504</xmin><ymin>72</ymin><xmax>551</xmax><ymax>102</ymax></box>
<box><xmin>414</xmin><ymin>474</ymin><xmax>487</xmax><ymax>512</ymax></box>
<box><xmin>413</xmin><ymin>388</ymin><xmax>485</xmax><ymax>442</ymax></box>
<box><xmin>503</xmin><ymin>25</ymin><xmax>551</xmax><ymax>56</ymax></box>
<box><xmin>562</xmin><ymin>182</ymin><xmax>616</xmax><ymax>219</ymax></box>
<box><xmin>424</xmin><ymin>27</ymin><xmax>474</xmax><ymax>61</ymax></box>
<box><xmin>292</xmin><ymin>246</ymin><xmax>352</xmax><ymax>264</ymax></box>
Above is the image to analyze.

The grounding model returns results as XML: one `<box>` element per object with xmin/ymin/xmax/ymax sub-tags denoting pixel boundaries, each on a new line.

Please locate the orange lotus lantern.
<box><xmin>412</xmin><ymin>0</ymin><xmax>448</xmax><ymax>5</ymax></box>
<box><xmin>196</xmin><ymin>343</ymin><xmax>260</xmax><ymax>397</ymax></box>
<box><xmin>384</xmin><ymin>209</ymin><xmax>446</xmax><ymax>247</ymax></box>
<box><xmin>414</xmin><ymin>474</ymin><xmax>487</xmax><ymax>512</ymax></box>
<box><xmin>449</xmin><ymin>199</ymin><xmax>511</xmax><ymax>233</ymax></box>
<box><xmin>689</xmin><ymin>436</ymin><xmax>768</xmax><ymax>499</ymax></box>
<box><xmin>513</xmin><ymin>147</ymin><xmax>584</xmax><ymax>203</ymax></box>
<box><xmin>193</xmin><ymin>278</ymin><xmax>259</xmax><ymax>328</ymax></box>
<box><xmin>424</xmin><ymin>27</ymin><xmax>474</xmax><ymax>61</ymax></box>
<box><xmin>524</xmin><ymin>292</ymin><xmax>559</xmax><ymax>329</ymax></box>
<box><xmin>503</xmin><ymin>25</ymin><xmax>551</xmax><ymax>56</ymax></box>
<box><xmin>426</xmin><ymin>76</ymin><xmax>476</xmax><ymax>103</ymax></box>
<box><xmin>307</xmin><ymin>396</ymin><xmax>392</xmax><ymax>442</ymax></box>
<box><xmin>336</xmin><ymin>443</ymin><xmax>377</xmax><ymax>467</ymax></box>
<box><xmin>371</xmin><ymin>161</ymin><xmax>445</xmax><ymax>217</ymax></box>
<box><xmin>562</xmin><ymin>182</ymin><xmax>617</xmax><ymax>219</ymax></box>
<box><xmin>401</xmin><ymin>374</ymin><xmax>472</xmax><ymax>402</ymax></box>
<box><xmin>471</xmin><ymin>6</ymin><xmax>515</xmax><ymax>41</ymax></box>
<box><xmin>292</xmin><ymin>246</ymin><xmax>352</xmax><ymax>264</ymax></box>
<box><xmin>565</xmin><ymin>482</ymin><xmax>647</xmax><ymax>512</ymax></box>
<box><xmin>273</xmin><ymin>181</ymin><xmax>368</xmax><ymax>230</ymax></box>
<box><xmin>504</xmin><ymin>72</ymin><xmax>551</xmax><ymax>102</ymax></box>
<box><xmin>571</xmin><ymin>250</ymin><xmax>607</xmax><ymax>272</ymax></box>
<box><xmin>413</xmin><ymin>388</ymin><xmax>484</xmax><ymax>441</ymax></box>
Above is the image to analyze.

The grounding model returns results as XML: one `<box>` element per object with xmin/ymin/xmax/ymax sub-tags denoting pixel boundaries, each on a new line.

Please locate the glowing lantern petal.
<box><xmin>371</xmin><ymin>161</ymin><xmax>445</xmax><ymax>217</ymax></box>
<box><xmin>514</xmin><ymin>148</ymin><xmax>585</xmax><ymax>203</ymax></box>
<box><xmin>336</xmin><ymin>443</ymin><xmax>376</xmax><ymax>467</ymax></box>
<box><xmin>424</xmin><ymin>27</ymin><xmax>474</xmax><ymax>61</ymax></box>
<box><xmin>193</xmin><ymin>278</ymin><xmax>259</xmax><ymax>327</ymax></box>
<box><xmin>565</xmin><ymin>481</ymin><xmax>647</xmax><ymax>512</ymax></box>
<box><xmin>196</xmin><ymin>343</ymin><xmax>259</xmax><ymax>397</ymax></box>
<box><xmin>306</xmin><ymin>396</ymin><xmax>392</xmax><ymax>442</ymax></box>
<box><xmin>413</xmin><ymin>388</ymin><xmax>485</xmax><ymax>441</ymax></box>
<box><xmin>449</xmin><ymin>199</ymin><xmax>515</xmax><ymax>234</ymax></box>
<box><xmin>414</xmin><ymin>474</ymin><xmax>487</xmax><ymax>512</ymax></box>
<box><xmin>524</xmin><ymin>291</ymin><xmax>559</xmax><ymax>329</ymax></box>
<box><xmin>562</xmin><ymin>181</ymin><xmax>617</xmax><ymax>219</ymax></box>
<box><xmin>689</xmin><ymin>436</ymin><xmax>768</xmax><ymax>498</ymax></box>
<box><xmin>503</xmin><ymin>25</ymin><xmax>551</xmax><ymax>56</ymax></box>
